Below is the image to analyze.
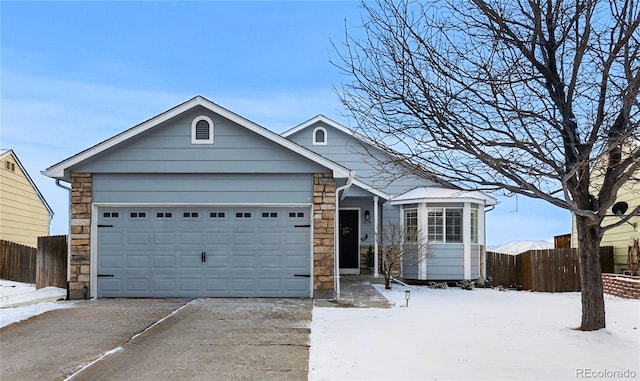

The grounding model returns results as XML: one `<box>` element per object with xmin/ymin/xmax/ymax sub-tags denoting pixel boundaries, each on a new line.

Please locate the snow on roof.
<box><xmin>390</xmin><ymin>186</ymin><xmax>497</xmax><ymax>206</ymax></box>
<box><xmin>491</xmin><ymin>240</ymin><xmax>554</xmax><ymax>255</ymax></box>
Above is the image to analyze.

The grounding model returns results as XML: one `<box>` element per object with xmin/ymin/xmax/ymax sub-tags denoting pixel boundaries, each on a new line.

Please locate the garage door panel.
<box><xmin>260</xmin><ymin>255</ymin><xmax>282</xmax><ymax>269</ymax></box>
<box><xmin>259</xmin><ymin>278</ymin><xmax>282</xmax><ymax>292</ymax></box>
<box><xmin>99</xmin><ymin>253</ymin><xmax>123</xmax><ymax>268</ymax></box>
<box><xmin>126</xmin><ymin>255</ymin><xmax>149</xmax><ymax>268</ymax></box>
<box><xmin>205</xmin><ymin>232</ymin><xmax>230</xmax><ymax>244</ymax></box>
<box><xmin>260</xmin><ymin>232</ymin><xmax>283</xmax><ymax>245</ymax></box>
<box><xmin>153</xmin><ymin>278</ymin><xmax>176</xmax><ymax>291</ymax></box>
<box><xmin>98</xmin><ymin>206</ymin><xmax>311</xmax><ymax>297</ymax></box>
<box><xmin>153</xmin><ymin>255</ymin><xmax>175</xmax><ymax>267</ymax></box>
<box><xmin>126</xmin><ymin>232</ymin><xmax>151</xmax><ymax>245</ymax></box>
<box><xmin>284</xmin><ymin>278</ymin><xmax>309</xmax><ymax>293</ymax></box>
<box><xmin>154</xmin><ymin>232</ymin><xmax>177</xmax><ymax>245</ymax></box>
<box><xmin>232</xmin><ymin>278</ymin><xmax>256</xmax><ymax>293</ymax></box>
<box><xmin>233</xmin><ymin>232</ymin><xmax>257</xmax><ymax>244</ymax></box>
<box><xmin>100</xmin><ymin>231</ymin><xmax>123</xmax><ymax>245</ymax></box>
<box><xmin>284</xmin><ymin>256</ymin><xmax>308</xmax><ymax>269</ymax></box>
<box><xmin>207</xmin><ymin>256</ymin><xmax>229</xmax><ymax>268</ymax></box>
<box><xmin>179</xmin><ymin>278</ymin><xmax>202</xmax><ymax>292</ymax></box>
<box><xmin>126</xmin><ymin>278</ymin><xmax>149</xmax><ymax>292</ymax></box>
<box><xmin>287</xmin><ymin>232</ymin><xmax>309</xmax><ymax>245</ymax></box>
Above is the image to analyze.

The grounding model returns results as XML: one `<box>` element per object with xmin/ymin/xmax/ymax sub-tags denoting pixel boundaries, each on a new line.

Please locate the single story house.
<box><xmin>44</xmin><ymin>96</ymin><xmax>496</xmax><ymax>299</ymax></box>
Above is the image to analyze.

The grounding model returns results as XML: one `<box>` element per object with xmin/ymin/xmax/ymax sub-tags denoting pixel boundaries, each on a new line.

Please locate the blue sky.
<box><xmin>0</xmin><ymin>1</ymin><xmax>571</xmax><ymax>246</ymax></box>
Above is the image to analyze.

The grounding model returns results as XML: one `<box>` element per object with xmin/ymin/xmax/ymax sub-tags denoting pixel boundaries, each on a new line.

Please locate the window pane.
<box><xmin>404</xmin><ymin>209</ymin><xmax>418</xmax><ymax>242</ymax></box>
<box><xmin>471</xmin><ymin>209</ymin><xmax>478</xmax><ymax>244</ymax></box>
<box><xmin>427</xmin><ymin>209</ymin><xmax>443</xmax><ymax>242</ymax></box>
<box><xmin>445</xmin><ymin>209</ymin><xmax>463</xmax><ymax>242</ymax></box>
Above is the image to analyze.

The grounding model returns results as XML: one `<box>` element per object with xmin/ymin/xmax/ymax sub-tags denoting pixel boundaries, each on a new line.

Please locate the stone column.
<box><xmin>69</xmin><ymin>173</ymin><xmax>92</xmax><ymax>299</ymax></box>
<box><xmin>313</xmin><ymin>173</ymin><xmax>335</xmax><ymax>298</ymax></box>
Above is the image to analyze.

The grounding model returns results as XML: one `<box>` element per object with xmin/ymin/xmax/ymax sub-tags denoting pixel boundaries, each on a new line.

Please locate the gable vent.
<box><xmin>195</xmin><ymin>120</ymin><xmax>210</xmax><ymax>140</ymax></box>
<box><xmin>191</xmin><ymin>115</ymin><xmax>214</xmax><ymax>144</ymax></box>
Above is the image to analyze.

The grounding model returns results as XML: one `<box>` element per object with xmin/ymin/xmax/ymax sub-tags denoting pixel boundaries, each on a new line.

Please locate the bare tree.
<box><xmin>336</xmin><ymin>0</ymin><xmax>639</xmax><ymax>330</ymax></box>
<box><xmin>379</xmin><ymin>222</ymin><xmax>433</xmax><ymax>290</ymax></box>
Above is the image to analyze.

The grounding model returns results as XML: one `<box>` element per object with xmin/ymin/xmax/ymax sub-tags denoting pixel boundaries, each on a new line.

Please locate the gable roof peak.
<box><xmin>43</xmin><ymin>96</ymin><xmax>351</xmax><ymax>181</ymax></box>
<box><xmin>1</xmin><ymin>149</ymin><xmax>54</xmax><ymax>217</ymax></box>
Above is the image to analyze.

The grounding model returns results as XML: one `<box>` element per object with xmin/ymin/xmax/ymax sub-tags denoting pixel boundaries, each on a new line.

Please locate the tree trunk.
<box><xmin>575</xmin><ymin>215</ymin><xmax>606</xmax><ymax>331</ymax></box>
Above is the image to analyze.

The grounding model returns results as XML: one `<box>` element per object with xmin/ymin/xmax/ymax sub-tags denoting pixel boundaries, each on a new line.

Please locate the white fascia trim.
<box><xmin>282</xmin><ymin>115</ymin><xmax>375</xmax><ymax>148</ymax></box>
<box><xmin>45</xmin><ymin>96</ymin><xmax>350</xmax><ymax>180</ymax></box>
<box><xmin>45</xmin><ymin>97</ymin><xmax>203</xmax><ymax>179</ymax></box>
<box><xmin>390</xmin><ymin>197</ymin><xmax>493</xmax><ymax>206</ymax></box>
<box><xmin>92</xmin><ymin>202</ymin><xmax>314</xmax><ymax>207</ymax></box>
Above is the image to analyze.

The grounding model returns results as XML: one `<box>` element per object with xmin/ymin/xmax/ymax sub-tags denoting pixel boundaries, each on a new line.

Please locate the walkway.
<box><xmin>314</xmin><ymin>275</ymin><xmax>392</xmax><ymax>308</ymax></box>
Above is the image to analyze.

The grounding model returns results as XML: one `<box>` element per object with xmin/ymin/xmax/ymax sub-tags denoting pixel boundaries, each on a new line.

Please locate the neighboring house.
<box><xmin>571</xmin><ymin>174</ymin><xmax>640</xmax><ymax>274</ymax></box>
<box><xmin>44</xmin><ymin>96</ymin><xmax>496</xmax><ymax>300</ymax></box>
<box><xmin>0</xmin><ymin>149</ymin><xmax>53</xmax><ymax>248</ymax></box>
<box><xmin>491</xmin><ymin>240</ymin><xmax>554</xmax><ymax>255</ymax></box>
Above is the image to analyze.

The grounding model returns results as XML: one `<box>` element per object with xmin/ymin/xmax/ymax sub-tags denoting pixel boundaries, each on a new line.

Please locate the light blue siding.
<box><xmin>471</xmin><ymin>244</ymin><xmax>481</xmax><ymax>278</ymax></box>
<box><xmin>287</xmin><ymin>123</ymin><xmax>436</xmax><ymax>195</ymax></box>
<box><xmin>74</xmin><ymin>107</ymin><xmax>327</xmax><ymax>174</ymax></box>
<box><xmin>426</xmin><ymin>244</ymin><xmax>465</xmax><ymax>280</ymax></box>
<box><xmin>93</xmin><ymin>173</ymin><xmax>313</xmax><ymax>204</ymax></box>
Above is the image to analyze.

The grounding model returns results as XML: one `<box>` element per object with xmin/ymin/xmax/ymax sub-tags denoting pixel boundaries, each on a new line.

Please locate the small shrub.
<box><xmin>508</xmin><ymin>283</ymin><xmax>523</xmax><ymax>291</ymax></box>
<box><xmin>428</xmin><ymin>281</ymin><xmax>448</xmax><ymax>289</ymax></box>
<box><xmin>456</xmin><ymin>279</ymin><xmax>475</xmax><ymax>290</ymax></box>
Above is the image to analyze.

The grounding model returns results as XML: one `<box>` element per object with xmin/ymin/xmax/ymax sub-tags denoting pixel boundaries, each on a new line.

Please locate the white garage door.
<box><xmin>97</xmin><ymin>206</ymin><xmax>311</xmax><ymax>297</ymax></box>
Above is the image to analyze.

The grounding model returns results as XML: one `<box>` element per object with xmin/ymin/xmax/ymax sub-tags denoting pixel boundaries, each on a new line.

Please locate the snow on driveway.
<box><xmin>309</xmin><ymin>284</ymin><xmax>640</xmax><ymax>381</ymax></box>
<box><xmin>1</xmin><ymin>279</ymin><xmax>71</xmax><ymax>328</ymax></box>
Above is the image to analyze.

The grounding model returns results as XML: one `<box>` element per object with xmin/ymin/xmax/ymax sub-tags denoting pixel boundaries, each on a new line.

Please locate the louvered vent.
<box><xmin>195</xmin><ymin>120</ymin><xmax>210</xmax><ymax>140</ymax></box>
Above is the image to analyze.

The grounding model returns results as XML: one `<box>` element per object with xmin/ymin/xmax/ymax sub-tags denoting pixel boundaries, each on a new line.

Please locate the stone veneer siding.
<box><xmin>313</xmin><ymin>173</ymin><xmax>336</xmax><ymax>298</ymax></box>
<box><xmin>69</xmin><ymin>173</ymin><xmax>92</xmax><ymax>299</ymax></box>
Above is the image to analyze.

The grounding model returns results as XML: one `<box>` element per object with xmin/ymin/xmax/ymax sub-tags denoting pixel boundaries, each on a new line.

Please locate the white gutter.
<box><xmin>334</xmin><ymin>171</ymin><xmax>354</xmax><ymax>301</ymax></box>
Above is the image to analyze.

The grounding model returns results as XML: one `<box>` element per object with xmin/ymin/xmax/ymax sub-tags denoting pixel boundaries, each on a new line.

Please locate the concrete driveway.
<box><xmin>0</xmin><ymin>298</ymin><xmax>312</xmax><ymax>380</ymax></box>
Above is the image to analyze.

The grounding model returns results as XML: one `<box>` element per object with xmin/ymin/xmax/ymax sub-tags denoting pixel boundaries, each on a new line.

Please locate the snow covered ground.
<box><xmin>3</xmin><ymin>278</ymin><xmax>638</xmax><ymax>380</ymax></box>
<box><xmin>309</xmin><ymin>284</ymin><xmax>640</xmax><ymax>381</ymax></box>
<box><xmin>1</xmin><ymin>279</ymin><xmax>71</xmax><ymax>328</ymax></box>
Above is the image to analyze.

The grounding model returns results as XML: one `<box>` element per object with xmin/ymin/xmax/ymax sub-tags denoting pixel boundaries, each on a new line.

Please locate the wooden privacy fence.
<box><xmin>36</xmin><ymin>235</ymin><xmax>68</xmax><ymax>289</ymax></box>
<box><xmin>0</xmin><ymin>235</ymin><xmax>67</xmax><ymax>289</ymax></box>
<box><xmin>0</xmin><ymin>240</ymin><xmax>37</xmax><ymax>284</ymax></box>
<box><xmin>487</xmin><ymin>246</ymin><xmax>614</xmax><ymax>292</ymax></box>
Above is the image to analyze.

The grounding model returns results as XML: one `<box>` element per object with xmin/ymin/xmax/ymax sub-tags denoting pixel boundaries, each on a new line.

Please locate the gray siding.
<box><xmin>75</xmin><ymin>107</ymin><xmax>327</xmax><ymax>174</ymax></box>
<box><xmin>93</xmin><ymin>173</ymin><xmax>313</xmax><ymax>204</ymax></box>
<box><xmin>471</xmin><ymin>244</ymin><xmax>481</xmax><ymax>278</ymax></box>
<box><xmin>426</xmin><ymin>244</ymin><xmax>464</xmax><ymax>280</ymax></box>
<box><xmin>288</xmin><ymin>123</ymin><xmax>435</xmax><ymax>196</ymax></box>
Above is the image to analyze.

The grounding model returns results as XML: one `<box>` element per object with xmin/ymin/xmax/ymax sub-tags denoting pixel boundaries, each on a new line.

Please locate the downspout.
<box><xmin>334</xmin><ymin>171</ymin><xmax>354</xmax><ymax>301</ymax></box>
<box><xmin>55</xmin><ymin>179</ymin><xmax>72</xmax><ymax>299</ymax></box>
<box><xmin>483</xmin><ymin>203</ymin><xmax>495</xmax><ymax>283</ymax></box>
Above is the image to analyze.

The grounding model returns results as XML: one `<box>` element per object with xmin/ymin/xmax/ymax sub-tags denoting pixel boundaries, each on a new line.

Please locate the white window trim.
<box><xmin>427</xmin><ymin>207</ymin><xmax>464</xmax><ymax>244</ymax></box>
<box><xmin>191</xmin><ymin>115</ymin><xmax>214</xmax><ymax>144</ymax></box>
<box><xmin>312</xmin><ymin>127</ymin><xmax>327</xmax><ymax>145</ymax></box>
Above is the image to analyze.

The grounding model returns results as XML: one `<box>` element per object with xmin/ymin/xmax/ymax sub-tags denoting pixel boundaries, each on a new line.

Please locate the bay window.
<box><xmin>428</xmin><ymin>207</ymin><xmax>463</xmax><ymax>243</ymax></box>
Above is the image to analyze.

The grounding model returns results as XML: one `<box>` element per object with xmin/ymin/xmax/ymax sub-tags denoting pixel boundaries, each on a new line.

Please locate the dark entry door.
<box><xmin>339</xmin><ymin>209</ymin><xmax>359</xmax><ymax>274</ymax></box>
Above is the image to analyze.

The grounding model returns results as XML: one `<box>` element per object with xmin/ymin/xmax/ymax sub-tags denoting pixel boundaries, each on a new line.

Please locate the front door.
<box><xmin>339</xmin><ymin>209</ymin><xmax>359</xmax><ymax>274</ymax></box>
